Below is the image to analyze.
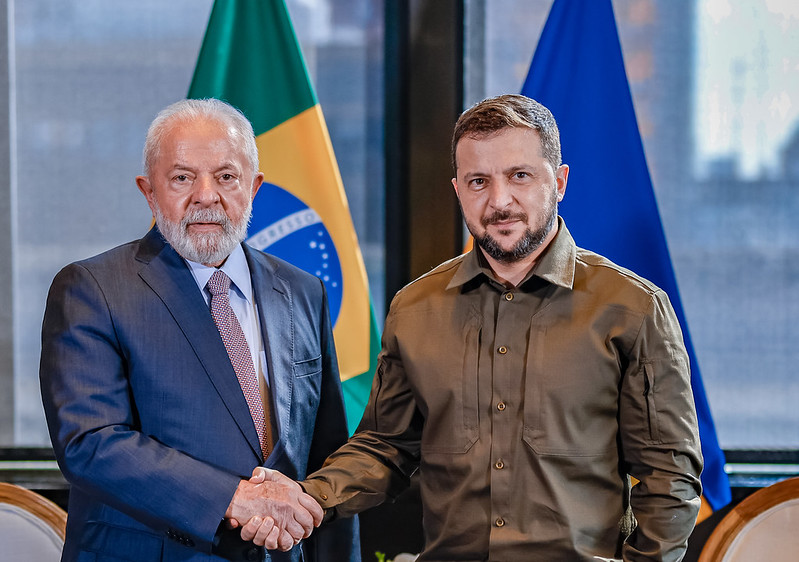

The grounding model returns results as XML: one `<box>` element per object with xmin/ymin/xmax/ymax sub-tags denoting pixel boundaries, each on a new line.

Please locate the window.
<box><xmin>5</xmin><ymin>0</ymin><xmax>385</xmax><ymax>446</ymax></box>
<box><xmin>466</xmin><ymin>0</ymin><xmax>799</xmax><ymax>450</ymax></box>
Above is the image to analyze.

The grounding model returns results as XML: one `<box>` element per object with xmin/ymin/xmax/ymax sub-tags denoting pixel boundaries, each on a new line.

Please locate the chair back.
<box><xmin>0</xmin><ymin>482</ymin><xmax>67</xmax><ymax>561</ymax></box>
<box><xmin>699</xmin><ymin>476</ymin><xmax>799</xmax><ymax>561</ymax></box>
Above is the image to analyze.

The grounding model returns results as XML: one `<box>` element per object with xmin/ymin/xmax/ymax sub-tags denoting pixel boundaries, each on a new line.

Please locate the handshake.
<box><xmin>225</xmin><ymin>467</ymin><xmax>324</xmax><ymax>551</ymax></box>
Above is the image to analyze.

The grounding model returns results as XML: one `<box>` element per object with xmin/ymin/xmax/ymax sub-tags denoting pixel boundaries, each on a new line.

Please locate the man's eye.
<box><xmin>221</xmin><ymin>174</ymin><xmax>233</xmax><ymax>181</ymax></box>
<box><xmin>515</xmin><ymin>171</ymin><xmax>528</xmax><ymax>179</ymax></box>
<box><xmin>175</xmin><ymin>175</ymin><xmax>188</xmax><ymax>182</ymax></box>
<box><xmin>472</xmin><ymin>178</ymin><xmax>484</xmax><ymax>185</ymax></box>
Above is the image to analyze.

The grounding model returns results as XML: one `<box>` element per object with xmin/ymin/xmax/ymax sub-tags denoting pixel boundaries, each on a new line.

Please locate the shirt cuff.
<box><xmin>299</xmin><ymin>479</ymin><xmax>337</xmax><ymax>523</ymax></box>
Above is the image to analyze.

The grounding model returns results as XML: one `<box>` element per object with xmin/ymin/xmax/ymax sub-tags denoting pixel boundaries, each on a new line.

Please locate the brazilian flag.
<box><xmin>188</xmin><ymin>0</ymin><xmax>378</xmax><ymax>433</ymax></box>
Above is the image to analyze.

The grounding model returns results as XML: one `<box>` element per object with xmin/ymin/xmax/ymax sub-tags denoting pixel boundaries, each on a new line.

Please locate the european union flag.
<box><xmin>521</xmin><ymin>0</ymin><xmax>731</xmax><ymax>512</ymax></box>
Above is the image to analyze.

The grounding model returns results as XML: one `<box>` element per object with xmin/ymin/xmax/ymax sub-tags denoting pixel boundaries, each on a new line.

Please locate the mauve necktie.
<box><xmin>206</xmin><ymin>270</ymin><xmax>269</xmax><ymax>458</ymax></box>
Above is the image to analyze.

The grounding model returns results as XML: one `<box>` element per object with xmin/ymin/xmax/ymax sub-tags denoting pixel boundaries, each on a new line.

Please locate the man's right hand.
<box><xmin>225</xmin><ymin>468</ymin><xmax>323</xmax><ymax>551</ymax></box>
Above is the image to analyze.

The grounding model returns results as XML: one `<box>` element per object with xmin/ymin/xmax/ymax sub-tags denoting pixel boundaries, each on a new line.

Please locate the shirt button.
<box><xmin>494</xmin><ymin>459</ymin><xmax>505</xmax><ymax>469</ymax></box>
<box><xmin>504</xmin><ymin>291</ymin><xmax>513</xmax><ymax>301</ymax></box>
<box><xmin>497</xmin><ymin>402</ymin><xmax>506</xmax><ymax>411</ymax></box>
<box><xmin>495</xmin><ymin>517</ymin><xmax>505</xmax><ymax>527</ymax></box>
<box><xmin>320</xmin><ymin>494</ymin><xmax>328</xmax><ymax>500</ymax></box>
<box><xmin>497</xmin><ymin>345</ymin><xmax>508</xmax><ymax>354</ymax></box>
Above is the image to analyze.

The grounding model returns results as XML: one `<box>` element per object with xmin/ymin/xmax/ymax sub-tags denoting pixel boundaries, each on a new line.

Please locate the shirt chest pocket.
<box><xmin>418</xmin><ymin>315</ymin><xmax>480</xmax><ymax>454</ymax></box>
<box><xmin>522</xmin><ymin>322</ymin><xmax>620</xmax><ymax>457</ymax></box>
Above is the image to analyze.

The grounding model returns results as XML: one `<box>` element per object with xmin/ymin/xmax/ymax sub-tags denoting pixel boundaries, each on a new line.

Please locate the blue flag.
<box><xmin>521</xmin><ymin>0</ymin><xmax>731</xmax><ymax>511</ymax></box>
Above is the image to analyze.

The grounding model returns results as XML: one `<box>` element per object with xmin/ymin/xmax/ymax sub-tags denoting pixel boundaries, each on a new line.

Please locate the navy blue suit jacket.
<box><xmin>40</xmin><ymin>228</ymin><xmax>359</xmax><ymax>561</ymax></box>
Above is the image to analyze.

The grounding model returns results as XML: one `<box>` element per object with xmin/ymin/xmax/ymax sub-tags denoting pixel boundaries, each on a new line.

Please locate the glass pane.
<box><xmin>12</xmin><ymin>0</ymin><xmax>385</xmax><ymax>445</ymax></box>
<box><xmin>286</xmin><ymin>0</ymin><xmax>386</xmax><ymax>321</ymax></box>
<box><xmin>467</xmin><ymin>0</ymin><xmax>799</xmax><ymax>449</ymax></box>
<box><xmin>13</xmin><ymin>0</ymin><xmax>214</xmax><ymax>445</ymax></box>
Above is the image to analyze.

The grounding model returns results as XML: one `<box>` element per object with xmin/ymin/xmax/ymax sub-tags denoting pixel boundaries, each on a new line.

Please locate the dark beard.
<box><xmin>473</xmin><ymin>209</ymin><xmax>556</xmax><ymax>264</ymax></box>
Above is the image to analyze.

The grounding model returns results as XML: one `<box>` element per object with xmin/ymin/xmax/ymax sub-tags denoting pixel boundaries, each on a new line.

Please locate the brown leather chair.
<box><xmin>699</xmin><ymin>476</ymin><xmax>799</xmax><ymax>561</ymax></box>
<box><xmin>0</xmin><ymin>482</ymin><xmax>67</xmax><ymax>560</ymax></box>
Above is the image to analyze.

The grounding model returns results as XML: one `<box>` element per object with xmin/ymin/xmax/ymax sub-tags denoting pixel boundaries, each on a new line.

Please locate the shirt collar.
<box><xmin>447</xmin><ymin>217</ymin><xmax>576</xmax><ymax>291</ymax></box>
<box><xmin>185</xmin><ymin>244</ymin><xmax>254</xmax><ymax>303</ymax></box>
<box><xmin>531</xmin><ymin>217</ymin><xmax>576</xmax><ymax>290</ymax></box>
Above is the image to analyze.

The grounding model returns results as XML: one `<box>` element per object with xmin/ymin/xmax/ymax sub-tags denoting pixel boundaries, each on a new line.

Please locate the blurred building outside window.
<box><xmin>7</xmin><ymin>0</ymin><xmax>384</xmax><ymax>446</ymax></box>
<box><xmin>466</xmin><ymin>0</ymin><xmax>799</xmax><ymax>450</ymax></box>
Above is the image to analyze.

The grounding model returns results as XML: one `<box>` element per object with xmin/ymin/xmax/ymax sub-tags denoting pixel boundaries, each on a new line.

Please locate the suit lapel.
<box><xmin>135</xmin><ymin>229</ymin><xmax>264</xmax><ymax>460</ymax></box>
<box><xmin>245</xmin><ymin>246</ymin><xmax>294</xmax><ymax>457</ymax></box>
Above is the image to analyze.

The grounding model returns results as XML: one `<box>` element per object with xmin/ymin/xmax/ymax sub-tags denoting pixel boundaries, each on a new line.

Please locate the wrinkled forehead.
<box><xmin>156</xmin><ymin>118</ymin><xmax>246</xmax><ymax>164</ymax></box>
<box><xmin>161</xmin><ymin>115</ymin><xmax>237</xmax><ymax>143</ymax></box>
<box><xmin>455</xmin><ymin>127</ymin><xmax>543</xmax><ymax>163</ymax></box>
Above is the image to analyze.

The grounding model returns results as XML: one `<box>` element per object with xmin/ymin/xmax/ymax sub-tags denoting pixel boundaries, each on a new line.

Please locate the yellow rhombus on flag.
<box><xmin>188</xmin><ymin>0</ymin><xmax>378</xmax><ymax>433</ymax></box>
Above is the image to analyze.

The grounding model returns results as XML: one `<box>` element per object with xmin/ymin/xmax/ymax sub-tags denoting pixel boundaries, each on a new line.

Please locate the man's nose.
<box><xmin>488</xmin><ymin>179</ymin><xmax>513</xmax><ymax>209</ymax></box>
<box><xmin>193</xmin><ymin>175</ymin><xmax>220</xmax><ymax>206</ymax></box>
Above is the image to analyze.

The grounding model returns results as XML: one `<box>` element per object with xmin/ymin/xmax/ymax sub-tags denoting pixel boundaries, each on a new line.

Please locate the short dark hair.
<box><xmin>451</xmin><ymin>94</ymin><xmax>562</xmax><ymax>173</ymax></box>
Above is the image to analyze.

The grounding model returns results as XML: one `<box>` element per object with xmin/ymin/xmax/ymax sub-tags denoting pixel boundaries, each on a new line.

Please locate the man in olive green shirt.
<box><xmin>248</xmin><ymin>94</ymin><xmax>703</xmax><ymax>561</ymax></box>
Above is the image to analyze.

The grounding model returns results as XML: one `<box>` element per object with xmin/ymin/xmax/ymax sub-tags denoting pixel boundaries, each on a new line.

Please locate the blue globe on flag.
<box><xmin>246</xmin><ymin>182</ymin><xmax>344</xmax><ymax>324</ymax></box>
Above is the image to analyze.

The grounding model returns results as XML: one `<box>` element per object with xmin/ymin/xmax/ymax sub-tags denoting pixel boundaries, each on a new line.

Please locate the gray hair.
<box><xmin>142</xmin><ymin>98</ymin><xmax>259</xmax><ymax>177</ymax></box>
<box><xmin>451</xmin><ymin>94</ymin><xmax>562</xmax><ymax>173</ymax></box>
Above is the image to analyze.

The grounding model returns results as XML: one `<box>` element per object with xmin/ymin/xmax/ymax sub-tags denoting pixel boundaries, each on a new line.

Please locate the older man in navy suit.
<box><xmin>40</xmin><ymin>98</ymin><xmax>358</xmax><ymax>561</ymax></box>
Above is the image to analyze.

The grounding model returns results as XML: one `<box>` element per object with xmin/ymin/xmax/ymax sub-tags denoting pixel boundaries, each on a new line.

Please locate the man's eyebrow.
<box><xmin>503</xmin><ymin>164</ymin><xmax>536</xmax><ymax>174</ymax></box>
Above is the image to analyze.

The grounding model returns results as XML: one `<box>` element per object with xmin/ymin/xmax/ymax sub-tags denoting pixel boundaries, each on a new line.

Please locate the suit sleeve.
<box><xmin>39</xmin><ymin>263</ymin><xmax>241</xmax><ymax>550</ymax></box>
<box><xmin>618</xmin><ymin>290</ymin><xmax>703</xmax><ymax>562</ymax></box>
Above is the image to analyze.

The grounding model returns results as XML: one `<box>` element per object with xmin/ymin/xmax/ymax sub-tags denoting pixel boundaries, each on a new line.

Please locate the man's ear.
<box><xmin>136</xmin><ymin>176</ymin><xmax>157</xmax><ymax>215</ymax></box>
<box><xmin>251</xmin><ymin>172</ymin><xmax>264</xmax><ymax>200</ymax></box>
<box><xmin>555</xmin><ymin>164</ymin><xmax>569</xmax><ymax>202</ymax></box>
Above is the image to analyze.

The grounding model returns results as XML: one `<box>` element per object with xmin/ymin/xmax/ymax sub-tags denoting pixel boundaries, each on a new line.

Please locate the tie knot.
<box><xmin>206</xmin><ymin>270</ymin><xmax>231</xmax><ymax>297</ymax></box>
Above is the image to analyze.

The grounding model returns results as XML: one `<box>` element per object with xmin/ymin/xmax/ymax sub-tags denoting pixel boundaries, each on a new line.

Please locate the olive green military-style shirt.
<box><xmin>303</xmin><ymin>219</ymin><xmax>702</xmax><ymax>561</ymax></box>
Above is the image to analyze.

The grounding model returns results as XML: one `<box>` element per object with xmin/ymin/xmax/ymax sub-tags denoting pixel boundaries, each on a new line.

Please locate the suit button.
<box><xmin>246</xmin><ymin>546</ymin><xmax>261</xmax><ymax>561</ymax></box>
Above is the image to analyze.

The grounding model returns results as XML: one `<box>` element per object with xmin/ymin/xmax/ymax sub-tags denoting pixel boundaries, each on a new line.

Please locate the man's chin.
<box><xmin>162</xmin><ymin>229</ymin><xmax>236</xmax><ymax>265</ymax></box>
<box><xmin>475</xmin><ymin>239</ymin><xmax>518</xmax><ymax>261</ymax></box>
<box><xmin>481</xmin><ymin>234</ymin><xmax>523</xmax><ymax>253</ymax></box>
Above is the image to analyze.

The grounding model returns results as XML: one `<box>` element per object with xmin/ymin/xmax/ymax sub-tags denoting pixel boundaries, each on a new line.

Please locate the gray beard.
<box><xmin>154</xmin><ymin>203</ymin><xmax>251</xmax><ymax>265</ymax></box>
